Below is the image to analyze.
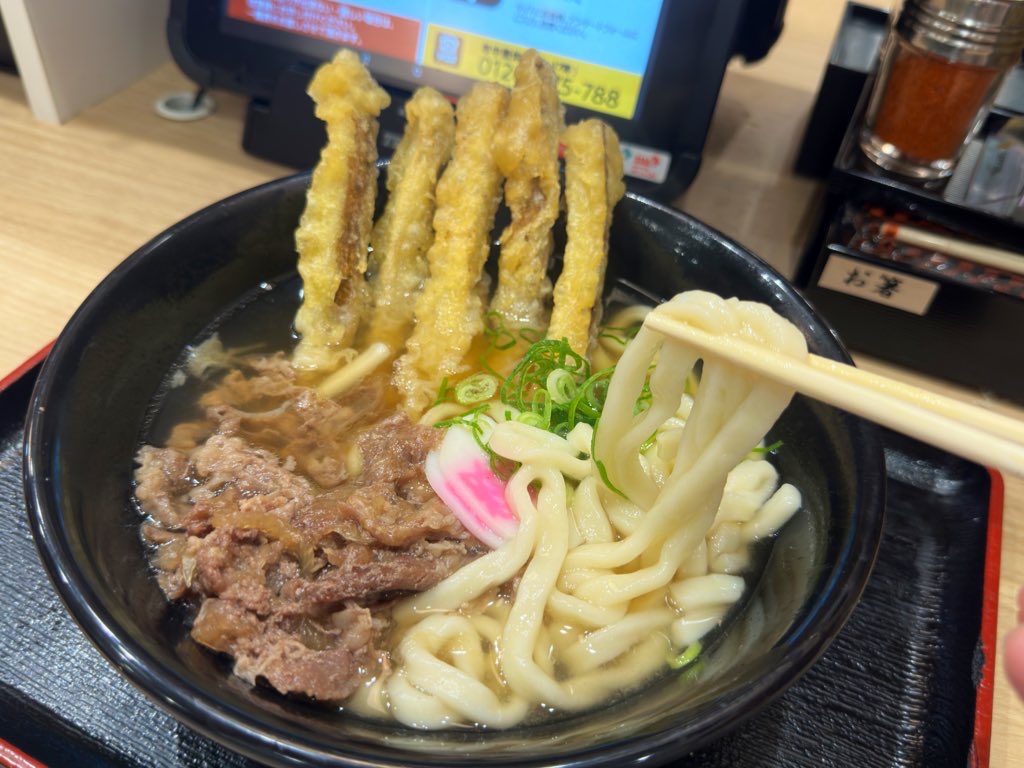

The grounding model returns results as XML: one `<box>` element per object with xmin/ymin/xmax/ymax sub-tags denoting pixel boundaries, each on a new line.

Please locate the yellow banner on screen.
<box><xmin>425</xmin><ymin>25</ymin><xmax>641</xmax><ymax>120</ymax></box>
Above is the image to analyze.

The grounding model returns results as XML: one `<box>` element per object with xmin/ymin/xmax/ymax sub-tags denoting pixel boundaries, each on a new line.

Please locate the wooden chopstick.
<box><xmin>881</xmin><ymin>222</ymin><xmax>1024</xmax><ymax>277</ymax></box>
<box><xmin>804</xmin><ymin>355</ymin><xmax>1024</xmax><ymax>445</ymax></box>
<box><xmin>643</xmin><ymin>309</ymin><xmax>1024</xmax><ymax>476</ymax></box>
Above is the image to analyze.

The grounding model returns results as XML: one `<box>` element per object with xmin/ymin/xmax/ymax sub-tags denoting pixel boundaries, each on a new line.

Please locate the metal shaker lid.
<box><xmin>898</xmin><ymin>0</ymin><xmax>1024</xmax><ymax>66</ymax></box>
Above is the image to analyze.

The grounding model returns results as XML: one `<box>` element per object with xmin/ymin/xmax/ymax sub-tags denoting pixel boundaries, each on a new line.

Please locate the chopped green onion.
<box><xmin>431</xmin><ymin>377</ymin><xmax>453</xmax><ymax>408</ymax></box>
<box><xmin>634</xmin><ymin>379</ymin><xmax>653</xmax><ymax>415</ymax></box>
<box><xmin>597</xmin><ymin>323</ymin><xmax>642</xmax><ymax>347</ymax></box>
<box><xmin>684</xmin><ymin>370</ymin><xmax>700</xmax><ymax>397</ymax></box>
<box><xmin>751</xmin><ymin>439</ymin><xmax>784</xmax><ymax>455</ymax></box>
<box><xmin>551</xmin><ymin>421</ymin><xmax>571</xmax><ymax>438</ymax></box>
<box><xmin>567</xmin><ymin>367</ymin><xmax>613</xmax><ymax>427</ymax></box>
<box><xmin>516</xmin><ymin>411</ymin><xmax>547</xmax><ymax>429</ymax></box>
<box><xmin>667</xmin><ymin>641</ymin><xmax>702</xmax><ymax>670</ymax></box>
<box><xmin>434</xmin><ymin>403</ymin><xmax>490</xmax><ymax>433</ymax></box>
<box><xmin>546</xmin><ymin>368</ymin><xmax>577</xmax><ymax>405</ymax></box>
<box><xmin>518</xmin><ymin>327</ymin><xmax>543</xmax><ymax>344</ymax></box>
<box><xmin>483</xmin><ymin>311</ymin><xmax>518</xmax><ymax>351</ymax></box>
<box><xmin>432</xmin><ymin>336</ymin><xmax>657</xmax><ymax>496</ymax></box>
<box><xmin>455</xmin><ymin>372</ymin><xmax>499</xmax><ymax>404</ymax></box>
<box><xmin>594</xmin><ymin>457</ymin><xmax>626</xmax><ymax>498</ymax></box>
<box><xmin>639</xmin><ymin>430</ymin><xmax>658</xmax><ymax>453</ymax></box>
<box><xmin>492</xmin><ymin>337</ymin><xmax>518</xmax><ymax>352</ymax></box>
<box><xmin>591</xmin><ymin>419</ymin><xmax>626</xmax><ymax>498</ymax></box>
<box><xmin>501</xmin><ymin>339</ymin><xmax>589</xmax><ymax>427</ymax></box>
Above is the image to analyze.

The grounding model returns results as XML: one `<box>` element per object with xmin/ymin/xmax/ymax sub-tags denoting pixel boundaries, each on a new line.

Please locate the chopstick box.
<box><xmin>797</xmin><ymin>152</ymin><xmax>1024</xmax><ymax>404</ymax></box>
<box><xmin>800</xmin><ymin>216</ymin><xmax>1024</xmax><ymax>405</ymax></box>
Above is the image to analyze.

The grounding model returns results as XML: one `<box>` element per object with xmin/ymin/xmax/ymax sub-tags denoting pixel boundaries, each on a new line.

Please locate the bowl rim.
<box><xmin>23</xmin><ymin>172</ymin><xmax>886</xmax><ymax>767</ymax></box>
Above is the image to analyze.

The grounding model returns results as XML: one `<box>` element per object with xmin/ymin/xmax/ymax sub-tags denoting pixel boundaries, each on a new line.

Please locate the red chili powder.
<box><xmin>872</xmin><ymin>45</ymin><xmax>1000</xmax><ymax>162</ymax></box>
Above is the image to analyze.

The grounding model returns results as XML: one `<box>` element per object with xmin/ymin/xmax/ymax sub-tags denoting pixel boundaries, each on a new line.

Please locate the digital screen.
<box><xmin>223</xmin><ymin>0</ymin><xmax>665</xmax><ymax>120</ymax></box>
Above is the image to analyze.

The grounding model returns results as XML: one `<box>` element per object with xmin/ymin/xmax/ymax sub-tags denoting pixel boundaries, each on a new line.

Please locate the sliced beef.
<box><xmin>142</xmin><ymin>523</ymin><xmax>189</xmax><ymax>599</ymax></box>
<box><xmin>357</xmin><ymin>414</ymin><xmax>440</xmax><ymax>485</ymax></box>
<box><xmin>188</xmin><ymin>526</ymin><xmax>281</xmax><ymax>614</ymax></box>
<box><xmin>320</xmin><ymin>488</ymin><xmax>466</xmax><ymax>547</ymax></box>
<box><xmin>200</xmin><ymin>354</ymin><xmax>382</xmax><ymax>489</ymax></box>
<box><xmin>134</xmin><ymin>446</ymin><xmax>192</xmax><ymax>528</ymax></box>
<box><xmin>281</xmin><ymin>540</ymin><xmax>476</xmax><ymax>611</ymax></box>
<box><xmin>198</xmin><ymin>353</ymin><xmax>298</xmax><ymax>409</ymax></box>
<box><xmin>207</xmin><ymin>388</ymin><xmax>368</xmax><ymax>489</ymax></box>
<box><xmin>177</xmin><ymin>435</ymin><xmax>314</xmax><ymax>542</ymax></box>
<box><xmin>192</xmin><ymin>598</ymin><xmax>377</xmax><ymax>701</ymax></box>
<box><xmin>134</xmin><ymin>357</ymin><xmax>480</xmax><ymax>703</ymax></box>
<box><xmin>190</xmin><ymin>433</ymin><xmax>312</xmax><ymax>499</ymax></box>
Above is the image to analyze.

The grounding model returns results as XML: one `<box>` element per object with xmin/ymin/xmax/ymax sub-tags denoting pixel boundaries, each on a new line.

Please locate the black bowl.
<box><xmin>24</xmin><ymin>172</ymin><xmax>884</xmax><ymax>767</ymax></box>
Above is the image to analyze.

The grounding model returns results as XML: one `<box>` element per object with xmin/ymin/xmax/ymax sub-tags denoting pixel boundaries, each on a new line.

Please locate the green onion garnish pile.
<box><xmin>433</xmin><ymin>335</ymin><xmax>646</xmax><ymax>493</ymax></box>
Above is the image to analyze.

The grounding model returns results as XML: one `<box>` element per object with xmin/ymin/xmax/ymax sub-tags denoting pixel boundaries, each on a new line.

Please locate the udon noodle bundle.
<box><xmin>349</xmin><ymin>291</ymin><xmax>804</xmax><ymax>727</ymax></box>
<box><xmin>133</xmin><ymin>48</ymin><xmax>806</xmax><ymax>730</ymax></box>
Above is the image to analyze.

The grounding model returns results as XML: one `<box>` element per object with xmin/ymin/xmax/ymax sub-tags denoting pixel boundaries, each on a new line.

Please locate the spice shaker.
<box><xmin>859</xmin><ymin>0</ymin><xmax>1024</xmax><ymax>180</ymax></box>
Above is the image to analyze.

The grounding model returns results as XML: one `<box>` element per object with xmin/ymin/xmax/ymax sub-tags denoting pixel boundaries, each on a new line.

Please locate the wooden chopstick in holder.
<box><xmin>881</xmin><ymin>222</ymin><xmax>1024</xmax><ymax>277</ymax></box>
<box><xmin>643</xmin><ymin>310</ymin><xmax>1024</xmax><ymax>477</ymax></box>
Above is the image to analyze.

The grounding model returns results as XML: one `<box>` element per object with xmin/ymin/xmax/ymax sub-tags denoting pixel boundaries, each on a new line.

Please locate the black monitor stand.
<box><xmin>242</xmin><ymin>65</ymin><xmax>412</xmax><ymax>171</ymax></box>
<box><xmin>242</xmin><ymin>66</ymin><xmax>323</xmax><ymax>170</ymax></box>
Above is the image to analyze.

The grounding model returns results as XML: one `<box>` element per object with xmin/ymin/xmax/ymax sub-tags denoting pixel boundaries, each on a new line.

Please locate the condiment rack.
<box><xmin>795</xmin><ymin>3</ymin><xmax>1024</xmax><ymax>405</ymax></box>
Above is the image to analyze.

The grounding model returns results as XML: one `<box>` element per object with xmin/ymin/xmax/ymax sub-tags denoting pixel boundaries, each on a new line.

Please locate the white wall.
<box><xmin>0</xmin><ymin>0</ymin><xmax>169</xmax><ymax>123</ymax></box>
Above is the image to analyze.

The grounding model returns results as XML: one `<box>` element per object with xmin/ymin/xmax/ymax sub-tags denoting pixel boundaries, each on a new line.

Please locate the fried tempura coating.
<box><xmin>488</xmin><ymin>50</ymin><xmax>565</xmax><ymax>329</ymax></box>
<box><xmin>365</xmin><ymin>88</ymin><xmax>455</xmax><ymax>353</ymax></box>
<box><xmin>292</xmin><ymin>49</ymin><xmax>390</xmax><ymax>371</ymax></box>
<box><xmin>546</xmin><ymin>119</ymin><xmax>625</xmax><ymax>355</ymax></box>
<box><xmin>394</xmin><ymin>83</ymin><xmax>510</xmax><ymax>415</ymax></box>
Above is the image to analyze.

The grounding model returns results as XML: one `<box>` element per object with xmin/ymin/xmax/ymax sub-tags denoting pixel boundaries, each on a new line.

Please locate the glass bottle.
<box><xmin>859</xmin><ymin>0</ymin><xmax>1024</xmax><ymax>180</ymax></box>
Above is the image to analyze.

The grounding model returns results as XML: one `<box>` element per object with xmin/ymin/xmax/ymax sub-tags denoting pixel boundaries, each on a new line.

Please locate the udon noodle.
<box><xmin>343</xmin><ymin>291</ymin><xmax>804</xmax><ymax>727</ymax></box>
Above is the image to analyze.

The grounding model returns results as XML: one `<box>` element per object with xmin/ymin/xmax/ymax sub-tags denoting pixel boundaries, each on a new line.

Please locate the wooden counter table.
<box><xmin>1</xmin><ymin>0</ymin><xmax>1021</xmax><ymax>764</ymax></box>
